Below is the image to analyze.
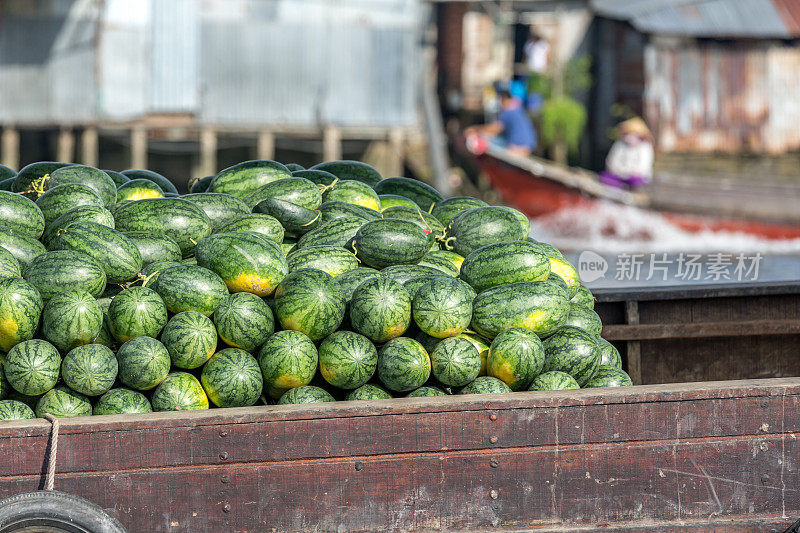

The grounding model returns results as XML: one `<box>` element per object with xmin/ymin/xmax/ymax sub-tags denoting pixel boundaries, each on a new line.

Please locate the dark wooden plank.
<box><xmin>625</xmin><ymin>300</ymin><xmax>643</xmax><ymax>385</ymax></box>
<box><xmin>603</xmin><ymin>319</ymin><xmax>800</xmax><ymax>340</ymax></box>
<box><xmin>593</xmin><ymin>281</ymin><xmax>800</xmax><ymax>302</ymax></box>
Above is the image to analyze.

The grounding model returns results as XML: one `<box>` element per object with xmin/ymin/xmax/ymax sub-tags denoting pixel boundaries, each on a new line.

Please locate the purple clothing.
<box><xmin>599</xmin><ymin>171</ymin><xmax>648</xmax><ymax>190</ymax></box>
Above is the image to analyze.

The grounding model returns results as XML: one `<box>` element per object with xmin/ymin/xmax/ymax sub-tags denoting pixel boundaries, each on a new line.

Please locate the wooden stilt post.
<box><xmin>387</xmin><ymin>128</ymin><xmax>405</xmax><ymax>177</ymax></box>
<box><xmin>199</xmin><ymin>126</ymin><xmax>217</xmax><ymax>177</ymax></box>
<box><xmin>57</xmin><ymin>128</ymin><xmax>75</xmax><ymax>163</ymax></box>
<box><xmin>81</xmin><ymin>126</ymin><xmax>99</xmax><ymax>167</ymax></box>
<box><xmin>257</xmin><ymin>130</ymin><xmax>275</xmax><ymax>161</ymax></box>
<box><xmin>131</xmin><ymin>126</ymin><xmax>148</xmax><ymax>169</ymax></box>
<box><xmin>322</xmin><ymin>125</ymin><xmax>342</xmax><ymax>162</ymax></box>
<box><xmin>1</xmin><ymin>126</ymin><xmax>20</xmax><ymax>171</ymax></box>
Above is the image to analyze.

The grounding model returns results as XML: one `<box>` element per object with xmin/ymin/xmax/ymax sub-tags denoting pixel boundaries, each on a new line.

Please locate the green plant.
<box><xmin>541</xmin><ymin>96</ymin><xmax>587</xmax><ymax>156</ymax></box>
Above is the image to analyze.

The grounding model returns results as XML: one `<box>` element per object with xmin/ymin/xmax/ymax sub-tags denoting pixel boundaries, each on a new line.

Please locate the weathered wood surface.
<box><xmin>1</xmin><ymin>378</ymin><xmax>799</xmax><ymax>532</ymax></box>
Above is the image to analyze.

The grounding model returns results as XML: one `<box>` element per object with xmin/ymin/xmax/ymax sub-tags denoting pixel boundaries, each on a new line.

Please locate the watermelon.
<box><xmin>528</xmin><ymin>371</ymin><xmax>580</xmax><ymax>391</ymax></box>
<box><xmin>286</xmin><ymin>245</ymin><xmax>358</xmax><ymax>277</ymax></box>
<box><xmin>188</xmin><ymin>175</ymin><xmax>213</xmax><ymax>193</ymax></box>
<box><xmin>407</xmin><ymin>386</ymin><xmax>447</xmax><ymax>397</ymax></box>
<box><xmin>41</xmin><ymin>290</ymin><xmax>102</xmax><ymax>353</ymax></box>
<box><xmin>23</xmin><ymin>250</ymin><xmax>106</xmax><ymax>301</ymax></box>
<box><xmin>458</xmin><ymin>376</ymin><xmax>512</xmax><ymax>395</ymax></box>
<box><xmin>547</xmin><ymin>256</ymin><xmax>581</xmax><ymax>299</ymax></box>
<box><xmin>54</xmin><ymin>221</ymin><xmax>142</xmax><ymax>284</ymax></box>
<box><xmin>345</xmin><ymin>383</ymin><xmax>393</xmax><ymax>401</ymax></box>
<box><xmin>60</xmin><ymin>344</ymin><xmax>118</xmax><ymax>396</ymax></box>
<box><xmin>381</xmin><ymin>264</ymin><xmax>443</xmax><ymax>286</ymax></box>
<box><xmin>123</xmin><ymin>232</ymin><xmax>182</xmax><ymax>265</ymax></box>
<box><xmin>324</xmin><ymin>180</ymin><xmax>381</xmax><ymax>211</ymax></box>
<box><xmin>351</xmin><ymin>219</ymin><xmax>429</xmax><ymax>269</ymax></box>
<box><xmin>584</xmin><ymin>366</ymin><xmax>633</xmax><ymax>388</ymax></box>
<box><xmin>217</xmin><ymin>214</ymin><xmax>284</xmax><ymax>244</ymax></box>
<box><xmin>183</xmin><ymin>193</ymin><xmax>251</xmax><ymax>232</ymax></box>
<box><xmin>401</xmin><ymin>275</ymin><xmax>447</xmax><ymax>299</ymax></box>
<box><xmin>151</xmin><ymin>372</ymin><xmax>209</xmax><ymax>411</ymax></box>
<box><xmin>0</xmin><ymin>278</ymin><xmax>43</xmax><ymax>352</ymax></box>
<box><xmin>104</xmin><ymin>170</ymin><xmax>130</xmax><ymax>187</ymax></box>
<box><xmin>349</xmin><ymin>277</ymin><xmax>411</xmax><ymax>343</ymax></box>
<box><xmin>195</xmin><ymin>232</ymin><xmax>287</xmax><ymax>296</ymax></box>
<box><xmin>281</xmin><ymin>240</ymin><xmax>297</xmax><ymax>256</ymax></box>
<box><xmin>108</xmin><ymin>286</ymin><xmax>168</xmax><ymax>342</ymax></box>
<box><xmin>471</xmin><ymin>281</ymin><xmax>569</xmax><ymax>339</ymax></box>
<box><xmin>376</xmin><ymin>337</ymin><xmax>431</xmax><ymax>392</ymax></box>
<box><xmin>541</xmin><ymin>326</ymin><xmax>601</xmax><ymax>386</ymax></box>
<box><xmin>499</xmin><ymin>206</ymin><xmax>531</xmax><ymax>237</ymax></box>
<box><xmin>381</xmin><ymin>207</ymin><xmax>445</xmax><ymax>249</ymax></box>
<box><xmin>285</xmin><ymin>163</ymin><xmax>305</xmax><ymax>172</ymax></box>
<box><xmin>445</xmin><ymin>207</ymin><xmax>526</xmax><ymax>257</ymax></box>
<box><xmin>417</xmin><ymin>252</ymin><xmax>459</xmax><ymax>277</ymax></box>
<box><xmin>0</xmin><ymin>355</ymin><xmax>8</xmax><ymax>400</ymax></box>
<box><xmin>4</xmin><ymin>340</ymin><xmax>60</xmax><ymax>396</ymax></box>
<box><xmin>0</xmin><ymin>226</ymin><xmax>47</xmax><ymax>267</ymax></box>
<box><xmin>41</xmin><ymin>205</ymin><xmax>115</xmax><ymax>250</ymax></box>
<box><xmin>460</xmin><ymin>241</ymin><xmax>550</xmax><ymax>293</ymax></box>
<box><xmin>318</xmin><ymin>330</ymin><xmax>378</xmax><ymax>389</ymax></box>
<box><xmin>278</xmin><ymin>385</ymin><xmax>336</xmax><ymax>405</ymax></box>
<box><xmin>487</xmin><ymin>327</ymin><xmax>544</xmax><ymax>391</ymax></box>
<box><xmin>258</xmin><ymin>330</ymin><xmax>318</xmax><ymax>398</ymax></box>
<box><xmin>116</xmin><ymin>336</ymin><xmax>171</xmax><ymax>391</ymax></box>
<box><xmin>35</xmin><ymin>386</ymin><xmax>92</xmax><ymax>418</ymax></box>
<box><xmin>373</xmin><ymin>177</ymin><xmax>443</xmax><ymax>212</ymax></box>
<box><xmin>296</xmin><ymin>217</ymin><xmax>365</xmax><ymax>249</ymax></box>
<box><xmin>201</xmin><ymin>348</ymin><xmax>263</xmax><ymax>407</ymax></box>
<box><xmin>530</xmin><ymin>240</ymin><xmax>564</xmax><ymax>259</ymax></box>
<box><xmin>411</xmin><ymin>277</ymin><xmax>473</xmax><ymax>339</ymax></box>
<box><xmin>564</xmin><ymin>303</ymin><xmax>603</xmax><ymax>337</ymax></box>
<box><xmin>430</xmin><ymin>336</ymin><xmax>481</xmax><ymax>387</ymax></box>
<box><xmin>213</xmin><ymin>292</ymin><xmax>274</xmax><ymax>352</ymax></box>
<box><xmin>209</xmin><ymin>160</ymin><xmax>291</xmax><ymax>198</ymax></box>
<box><xmin>139</xmin><ymin>260</ymin><xmax>182</xmax><ymax>286</ymax></box>
<box><xmin>413</xmin><ymin>331</ymin><xmax>440</xmax><ymax>353</ymax></box>
<box><xmin>114</xmin><ymin>198</ymin><xmax>212</xmax><ymax>257</ymax></box>
<box><xmin>431</xmin><ymin>197</ymin><xmax>488</xmax><ymax>226</ymax></box>
<box><xmin>244</xmin><ymin>177</ymin><xmax>322</xmax><ymax>210</ymax></box>
<box><xmin>335</xmin><ymin>267</ymin><xmax>383</xmax><ymax>303</ymax></box>
<box><xmin>319</xmin><ymin>200</ymin><xmax>379</xmax><ymax>223</ymax></box>
<box><xmin>116</xmin><ymin>179</ymin><xmax>164</xmax><ymax>201</ymax></box>
<box><xmin>36</xmin><ymin>183</ymin><xmax>104</xmax><ymax>227</ymax></box>
<box><xmin>379</xmin><ymin>194</ymin><xmax>418</xmax><ymax>210</ymax></box>
<box><xmin>46</xmin><ymin>165</ymin><xmax>117</xmax><ymax>207</ymax></box>
<box><xmin>0</xmin><ymin>399</ymin><xmax>36</xmax><ymax>421</ymax></box>
<box><xmin>457</xmin><ymin>332</ymin><xmax>491</xmax><ymax>376</ymax></box>
<box><xmin>120</xmin><ymin>169</ymin><xmax>178</xmax><ymax>195</ymax></box>
<box><xmin>310</xmin><ymin>160</ymin><xmax>383</xmax><ymax>187</ymax></box>
<box><xmin>292</xmin><ymin>169</ymin><xmax>337</xmax><ymax>187</ymax></box>
<box><xmin>571</xmin><ymin>284</ymin><xmax>595</xmax><ymax>309</ymax></box>
<box><xmin>161</xmin><ymin>311</ymin><xmax>217</xmax><ymax>369</ymax></box>
<box><xmin>544</xmin><ymin>274</ymin><xmax>569</xmax><ymax>299</ymax></box>
<box><xmin>0</xmin><ymin>190</ymin><xmax>45</xmax><ymax>238</ymax></box>
<box><xmin>274</xmin><ymin>269</ymin><xmax>345</xmax><ymax>341</ymax></box>
<box><xmin>0</xmin><ymin>164</ymin><xmax>16</xmax><ymax>180</ymax></box>
<box><xmin>0</xmin><ymin>177</ymin><xmax>14</xmax><ymax>191</ymax></box>
<box><xmin>154</xmin><ymin>265</ymin><xmax>228</xmax><ymax>316</ymax></box>
<box><xmin>12</xmin><ymin>162</ymin><xmax>71</xmax><ymax>199</ymax></box>
<box><xmin>93</xmin><ymin>388</ymin><xmax>152</xmax><ymax>415</ymax></box>
<box><xmin>597</xmin><ymin>338</ymin><xmax>622</xmax><ymax>368</ymax></box>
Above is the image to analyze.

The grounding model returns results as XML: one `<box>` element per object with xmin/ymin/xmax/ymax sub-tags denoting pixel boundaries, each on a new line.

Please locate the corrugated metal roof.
<box><xmin>592</xmin><ymin>0</ymin><xmax>800</xmax><ymax>37</ymax></box>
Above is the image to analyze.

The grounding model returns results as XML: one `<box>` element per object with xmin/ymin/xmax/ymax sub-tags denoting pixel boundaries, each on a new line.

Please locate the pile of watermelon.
<box><xmin>0</xmin><ymin>159</ymin><xmax>631</xmax><ymax>421</ymax></box>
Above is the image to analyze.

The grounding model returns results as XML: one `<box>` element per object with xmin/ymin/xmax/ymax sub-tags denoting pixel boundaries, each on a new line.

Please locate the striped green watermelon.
<box><xmin>546</xmin><ymin>255</ymin><xmax>581</xmax><ymax>299</ymax></box>
<box><xmin>244</xmin><ymin>177</ymin><xmax>322</xmax><ymax>210</ymax></box>
<box><xmin>584</xmin><ymin>365</ymin><xmax>633</xmax><ymax>388</ymax></box>
<box><xmin>376</xmin><ymin>337</ymin><xmax>431</xmax><ymax>392</ymax></box>
<box><xmin>213</xmin><ymin>292</ymin><xmax>274</xmax><ymax>352</ymax></box>
<box><xmin>108</xmin><ymin>286</ymin><xmax>168</xmax><ymax>342</ymax></box>
<box><xmin>161</xmin><ymin>311</ymin><xmax>217</xmax><ymax>369</ymax></box>
<box><xmin>458</xmin><ymin>376</ymin><xmax>512</xmax><ymax>395</ymax></box>
<box><xmin>113</xmin><ymin>198</ymin><xmax>212</xmax><ymax>257</ymax></box>
<box><xmin>296</xmin><ymin>217</ymin><xmax>366</xmax><ymax>249</ymax></box>
<box><xmin>402</xmin><ymin>275</ymin><xmax>449</xmax><ymax>299</ymax></box>
<box><xmin>499</xmin><ymin>206</ymin><xmax>531</xmax><ymax>237</ymax></box>
<box><xmin>123</xmin><ymin>232</ymin><xmax>182</xmax><ymax>265</ymax></box>
<box><xmin>0</xmin><ymin>177</ymin><xmax>14</xmax><ymax>191</ymax></box>
<box><xmin>542</xmin><ymin>326</ymin><xmax>601</xmax><ymax>386</ymax></box>
<box><xmin>188</xmin><ymin>175</ymin><xmax>212</xmax><ymax>193</ymax></box>
<box><xmin>106</xmin><ymin>170</ymin><xmax>130</xmax><ymax>187</ymax></box>
<box><xmin>60</xmin><ymin>344</ymin><xmax>118</xmax><ymax>396</ymax></box>
<box><xmin>349</xmin><ymin>277</ymin><xmax>411</xmax><ymax>343</ymax></box>
<box><xmin>12</xmin><ymin>161</ymin><xmax>71</xmax><ymax>199</ymax></box>
<box><xmin>35</xmin><ymin>386</ymin><xmax>92</xmax><ymax>418</ymax></box>
<box><xmin>412</xmin><ymin>277</ymin><xmax>473</xmax><ymax>338</ymax></box>
<box><xmin>0</xmin><ymin>244</ymin><xmax>24</xmax><ymax>279</ymax></box>
<box><xmin>195</xmin><ymin>232</ymin><xmax>287</xmax><ymax>296</ymax></box>
<box><xmin>0</xmin><ymin>190</ymin><xmax>45</xmax><ymax>238</ymax></box>
<box><xmin>413</xmin><ymin>331</ymin><xmax>440</xmax><ymax>353</ymax></box>
<box><xmin>273</xmin><ymin>269</ymin><xmax>345</xmax><ymax>341</ymax></box>
<box><xmin>151</xmin><ymin>372</ymin><xmax>209</xmax><ymax>411</ymax></box>
<box><xmin>258</xmin><ymin>330</ymin><xmax>318</xmax><ymax>399</ymax></box>
<box><xmin>407</xmin><ymin>386</ymin><xmax>447</xmax><ymax>397</ymax></box>
<box><xmin>23</xmin><ymin>250</ymin><xmax>107</xmax><ymax>301</ymax></box>
<box><xmin>0</xmin><ymin>278</ymin><xmax>43</xmax><ymax>352</ymax></box>
<box><xmin>4</xmin><ymin>340</ymin><xmax>61</xmax><ymax>396</ymax></box>
<box><xmin>430</xmin><ymin>336</ymin><xmax>481</xmax><ymax>387</ymax></box>
<box><xmin>253</xmin><ymin>198</ymin><xmax>321</xmax><ymax>238</ymax></box>
<box><xmin>381</xmin><ymin>206</ymin><xmax>445</xmax><ymax>244</ymax></box>
<box><xmin>286</xmin><ymin>245</ymin><xmax>358</xmax><ymax>277</ymax></box>
<box><xmin>544</xmin><ymin>274</ymin><xmax>569</xmax><ymax>299</ymax></box>
<box><xmin>93</xmin><ymin>388</ymin><xmax>153</xmax><ymax>415</ymax></box>
<box><xmin>431</xmin><ymin>197</ymin><xmax>488</xmax><ymax>226</ymax></box>
<box><xmin>116</xmin><ymin>179</ymin><xmax>164</xmax><ymax>201</ymax></box>
<box><xmin>351</xmin><ymin>219</ymin><xmax>429</xmax><ymax>269</ymax></box>
<box><xmin>120</xmin><ymin>169</ymin><xmax>177</xmax><ymax>195</ymax></box>
<box><xmin>345</xmin><ymin>383</ymin><xmax>392</xmax><ymax>400</ymax></box>
<box><xmin>217</xmin><ymin>214</ymin><xmax>284</xmax><ymax>244</ymax></box>
<box><xmin>41</xmin><ymin>290</ymin><xmax>102</xmax><ymax>353</ymax></box>
<box><xmin>41</xmin><ymin>205</ymin><xmax>115</xmax><ymax>250</ymax></box>
<box><xmin>0</xmin><ymin>164</ymin><xmax>14</xmax><ymax>180</ymax></box>
<box><xmin>292</xmin><ymin>169</ymin><xmax>337</xmax><ymax>187</ymax></box>
<box><xmin>278</xmin><ymin>385</ymin><xmax>335</xmax><ymax>405</ymax></box>
<box><xmin>445</xmin><ymin>207</ymin><xmax>526</xmax><ymax>257</ymax></box>
<box><xmin>209</xmin><ymin>160</ymin><xmax>291</xmax><ymax>198</ymax></box>
<box><xmin>460</xmin><ymin>241</ymin><xmax>550</xmax><ymax>293</ymax></box>
<box><xmin>529</xmin><ymin>240</ymin><xmax>563</xmax><ymax>258</ymax></box>
<box><xmin>183</xmin><ymin>193</ymin><xmax>250</xmax><ymax>232</ymax></box>
<box><xmin>457</xmin><ymin>332</ymin><xmax>491</xmax><ymax>376</ymax></box>
<box><xmin>310</xmin><ymin>160</ymin><xmax>383</xmax><ymax>187</ymax></box>
<box><xmin>471</xmin><ymin>281</ymin><xmax>569</xmax><ymax>339</ymax></box>
<box><xmin>139</xmin><ymin>260</ymin><xmax>182</xmax><ymax>286</ymax></box>
<box><xmin>36</xmin><ymin>183</ymin><xmax>104</xmax><ymax>226</ymax></box>
<box><xmin>378</xmin><ymin>194</ymin><xmax>418</xmax><ymax>210</ymax></box>
<box><xmin>417</xmin><ymin>252</ymin><xmax>459</xmax><ymax>277</ymax></box>
<box><xmin>564</xmin><ymin>303</ymin><xmax>602</xmax><ymax>337</ymax></box>
<box><xmin>372</xmin><ymin>177</ymin><xmax>443</xmax><ymax>212</ymax></box>
<box><xmin>116</xmin><ymin>336</ymin><xmax>171</xmax><ymax>391</ymax></box>
<box><xmin>319</xmin><ymin>200</ymin><xmax>379</xmax><ymax>223</ymax></box>
<box><xmin>571</xmin><ymin>285</ymin><xmax>595</xmax><ymax>309</ymax></box>
<box><xmin>54</xmin><ymin>221</ymin><xmax>142</xmax><ymax>284</ymax></box>
<box><xmin>381</xmin><ymin>264</ymin><xmax>444</xmax><ymax>286</ymax></box>
<box><xmin>154</xmin><ymin>265</ymin><xmax>228</xmax><ymax>316</ymax></box>
<box><xmin>597</xmin><ymin>338</ymin><xmax>622</xmax><ymax>368</ymax></box>
<box><xmin>201</xmin><ymin>348</ymin><xmax>263</xmax><ymax>407</ymax></box>
<box><xmin>318</xmin><ymin>330</ymin><xmax>378</xmax><ymax>389</ymax></box>
<box><xmin>0</xmin><ymin>355</ymin><xmax>8</xmax><ymax>400</ymax></box>
<box><xmin>487</xmin><ymin>327</ymin><xmax>544</xmax><ymax>391</ymax></box>
<box><xmin>285</xmin><ymin>164</ymin><xmax>304</xmax><ymax>171</ymax></box>
<box><xmin>324</xmin><ymin>180</ymin><xmax>381</xmax><ymax>211</ymax></box>
<box><xmin>280</xmin><ymin>239</ymin><xmax>297</xmax><ymax>256</ymax></box>
<box><xmin>0</xmin><ymin>399</ymin><xmax>36</xmax><ymax>421</ymax></box>
<box><xmin>528</xmin><ymin>371</ymin><xmax>580</xmax><ymax>391</ymax></box>
<box><xmin>0</xmin><ymin>226</ymin><xmax>47</xmax><ymax>267</ymax></box>
<box><xmin>46</xmin><ymin>165</ymin><xmax>117</xmax><ymax>207</ymax></box>
<box><xmin>335</xmin><ymin>267</ymin><xmax>383</xmax><ymax>303</ymax></box>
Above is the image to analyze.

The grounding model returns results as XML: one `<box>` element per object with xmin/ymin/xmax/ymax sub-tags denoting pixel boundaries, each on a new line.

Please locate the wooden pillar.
<box><xmin>322</xmin><ymin>125</ymin><xmax>342</xmax><ymax>162</ymax></box>
<box><xmin>625</xmin><ymin>300</ymin><xmax>642</xmax><ymax>385</ymax></box>
<box><xmin>57</xmin><ymin>128</ymin><xmax>75</xmax><ymax>163</ymax></box>
<box><xmin>81</xmin><ymin>126</ymin><xmax>99</xmax><ymax>167</ymax></box>
<box><xmin>387</xmin><ymin>128</ymin><xmax>405</xmax><ymax>177</ymax></box>
<box><xmin>131</xmin><ymin>126</ymin><xmax>148</xmax><ymax>169</ymax></box>
<box><xmin>257</xmin><ymin>130</ymin><xmax>275</xmax><ymax>161</ymax></box>
<box><xmin>1</xmin><ymin>126</ymin><xmax>20</xmax><ymax>171</ymax></box>
<box><xmin>199</xmin><ymin>127</ymin><xmax>218</xmax><ymax>177</ymax></box>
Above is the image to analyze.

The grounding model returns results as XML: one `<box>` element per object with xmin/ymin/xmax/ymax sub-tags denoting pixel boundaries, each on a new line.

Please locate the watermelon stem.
<box><xmin>442</xmin><ymin>236</ymin><xmax>456</xmax><ymax>251</ymax></box>
<box><xmin>19</xmin><ymin>174</ymin><xmax>50</xmax><ymax>197</ymax></box>
<box><xmin>318</xmin><ymin>178</ymin><xmax>339</xmax><ymax>194</ymax></box>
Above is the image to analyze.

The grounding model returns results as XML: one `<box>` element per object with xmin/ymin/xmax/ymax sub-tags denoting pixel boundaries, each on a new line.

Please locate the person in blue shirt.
<box><xmin>467</xmin><ymin>89</ymin><xmax>537</xmax><ymax>157</ymax></box>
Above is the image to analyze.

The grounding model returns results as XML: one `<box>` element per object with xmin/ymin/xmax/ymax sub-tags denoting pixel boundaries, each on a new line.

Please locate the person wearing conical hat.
<box><xmin>599</xmin><ymin>117</ymin><xmax>654</xmax><ymax>190</ymax></box>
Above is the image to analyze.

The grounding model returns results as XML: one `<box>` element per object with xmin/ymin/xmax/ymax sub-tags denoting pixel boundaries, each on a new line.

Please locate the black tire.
<box><xmin>0</xmin><ymin>491</ymin><xmax>126</xmax><ymax>533</ymax></box>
